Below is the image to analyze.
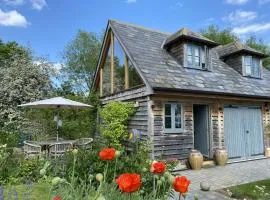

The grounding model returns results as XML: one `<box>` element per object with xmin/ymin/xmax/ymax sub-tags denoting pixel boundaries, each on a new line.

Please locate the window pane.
<box><xmin>201</xmin><ymin>47</ymin><xmax>205</xmax><ymax>64</ymax></box>
<box><xmin>165</xmin><ymin>117</ymin><xmax>172</xmax><ymax>128</ymax></box>
<box><xmin>165</xmin><ymin>104</ymin><xmax>171</xmax><ymax>116</ymax></box>
<box><xmin>252</xmin><ymin>58</ymin><xmax>260</xmax><ymax>77</ymax></box>
<box><xmin>187</xmin><ymin>45</ymin><xmax>192</xmax><ymax>56</ymax></box>
<box><xmin>175</xmin><ymin>104</ymin><xmax>181</xmax><ymax>128</ymax></box>
<box><xmin>187</xmin><ymin>55</ymin><xmax>193</xmax><ymax>65</ymax></box>
<box><xmin>194</xmin><ymin>56</ymin><xmax>200</xmax><ymax>66</ymax></box>
<box><xmin>245</xmin><ymin>56</ymin><xmax>252</xmax><ymax>66</ymax></box>
<box><xmin>129</xmin><ymin>61</ymin><xmax>144</xmax><ymax>88</ymax></box>
<box><xmin>194</xmin><ymin>47</ymin><xmax>200</xmax><ymax>57</ymax></box>
<box><xmin>114</xmin><ymin>37</ymin><xmax>125</xmax><ymax>93</ymax></box>
<box><xmin>103</xmin><ymin>45</ymin><xmax>111</xmax><ymax>96</ymax></box>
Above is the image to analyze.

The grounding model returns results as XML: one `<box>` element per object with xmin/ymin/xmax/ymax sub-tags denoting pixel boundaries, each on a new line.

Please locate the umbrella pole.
<box><xmin>56</xmin><ymin>107</ymin><xmax>60</xmax><ymax>141</ymax></box>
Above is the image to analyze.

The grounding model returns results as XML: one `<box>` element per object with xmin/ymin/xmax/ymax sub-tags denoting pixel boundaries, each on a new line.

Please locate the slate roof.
<box><xmin>218</xmin><ymin>41</ymin><xmax>268</xmax><ymax>58</ymax></box>
<box><xmin>109</xmin><ymin>20</ymin><xmax>270</xmax><ymax>98</ymax></box>
<box><xmin>163</xmin><ymin>27</ymin><xmax>219</xmax><ymax>48</ymax></box>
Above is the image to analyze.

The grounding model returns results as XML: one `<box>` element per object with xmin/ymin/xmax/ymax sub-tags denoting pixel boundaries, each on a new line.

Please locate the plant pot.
<box><xmin>265</xmin><ymin>147</ymin><xmax>270</xmax><ymax>157</ymax></box>
<box><xmin>188</xmin><ymin>150</ymin><xmax>203</xmax><ymax>170</ymax></box>
<box><xmin>215</xmin><ymin>149</ymin><xmax>228</xmax><ymax>166</ymax></box>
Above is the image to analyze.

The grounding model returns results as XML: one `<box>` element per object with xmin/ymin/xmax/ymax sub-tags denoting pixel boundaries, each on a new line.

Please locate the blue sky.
<box><xmin>1</xmin><ymin>0</ymin><xmax>270</xmax><ymax>65</ymax></box>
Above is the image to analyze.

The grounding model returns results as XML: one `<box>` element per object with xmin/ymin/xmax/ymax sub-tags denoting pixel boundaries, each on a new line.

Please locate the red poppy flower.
<box><xmin>150</xmin><ymin>161</ymin><xmax>166</xmax><ymax>174</ymax></box>
<box><xmin>173</xmin><ymin>176</ymin><xmax>191</xmax><ymax>194</ymax></box>
<box><xmin>99</xmin><ymin>148</ymin><xmax>116</xmax><ymax>160</ymax></box>
<box><xmin>116</xmin><ymin>173</ymin><xmax>141</xmax><ymax>193</ymax></box>
<box><xmin>52</xmin><ymin>197</ymin><xmax>61</xmax><ymax>200</ymax></box>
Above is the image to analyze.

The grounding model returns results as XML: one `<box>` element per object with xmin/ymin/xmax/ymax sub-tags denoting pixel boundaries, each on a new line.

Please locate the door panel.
<box><xmin>194</xmin><ymin>105</ymin><xmax>209</xmax><ymax>156</ymax></box>
<box><xmin>224</xmin><ymin>106</ymin><xmax>264</xmax><ymax>160</ymax></box>
<box><xmin>224</xmin><ymin>107</ymin><xmax>246</xmax><ymax>159</ymax></box>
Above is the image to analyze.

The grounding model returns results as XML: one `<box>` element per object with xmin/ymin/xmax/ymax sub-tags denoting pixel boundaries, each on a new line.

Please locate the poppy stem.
<box><xmin>104</xmin><ymin>161</ymin><xmax>109</xmax><ymax>182</ymax></box>
<box><xmin>113</xmin><ymin>157</ymin><xmax>118</xmax><ymax>180</ymax></box>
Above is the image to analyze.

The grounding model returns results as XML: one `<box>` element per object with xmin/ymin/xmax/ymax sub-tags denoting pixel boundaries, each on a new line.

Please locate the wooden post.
<box><xmin>110</xmin><ymin>32</ymin><xmax>115</xmax><ymax>94</ymax></box>
<box><xmin>100</xmin><ymin>67</ymin><xmax>103</xmax><ymax>96</ymax></box>
<box><xmin>124</xmin><ymin>55</ymin><xmax>129</xmax><ymax>90</ymax></box>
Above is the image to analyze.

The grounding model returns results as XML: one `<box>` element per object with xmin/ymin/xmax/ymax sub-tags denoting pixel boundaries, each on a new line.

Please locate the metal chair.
<box><xmin>23</xmin><ymin>141</ymin><xmax>42</xmax><ymax>158</ymax></box>
<box><xmin>74</xmin><ymin>138</ymin><xmax>93</xmax><ymax>150</ymax></box>
<box><xmin>49</xmin><ymin>142</ymin><xmax>73</xmax><ymax>158</ymax></box>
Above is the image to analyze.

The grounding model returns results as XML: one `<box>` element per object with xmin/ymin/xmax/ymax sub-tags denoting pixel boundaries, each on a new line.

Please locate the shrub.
<box><xmin>99</xmin><ymin>101</ymin><xmax>135</xmax><ymax>147</ymax></box>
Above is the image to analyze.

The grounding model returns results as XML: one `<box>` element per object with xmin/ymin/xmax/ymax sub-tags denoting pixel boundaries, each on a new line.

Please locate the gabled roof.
<box><xmin>163</xmin><ymin>27</ymin><xmax>219</xmax><ymax>48</ymax></box>
<box><xmin>218</xmin><ymin>41</ymin><xmax>268</xmax><ymax>58</ymax></box>
<box><xmin>104</xmin><ymin>20</ymin><xmax>270</xmax><ymax>99</ymax></box>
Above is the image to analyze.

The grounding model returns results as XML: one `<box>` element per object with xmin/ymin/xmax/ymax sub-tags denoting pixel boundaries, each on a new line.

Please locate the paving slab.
<box><xmin>171</xmin><ymin>158</ymin><xmax>270</xmax><ymax>199</ymax></box>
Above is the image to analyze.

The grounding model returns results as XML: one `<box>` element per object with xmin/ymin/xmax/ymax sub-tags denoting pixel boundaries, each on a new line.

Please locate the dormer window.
<box><xmin>243</xmin><ymin>56</ymin><xmax>261</xmax><ymax>78</ymax></box>
<box><xmin>186</xmin><ymin>44</ymin><xmax>207</xmax><ymax>70</ymax></box>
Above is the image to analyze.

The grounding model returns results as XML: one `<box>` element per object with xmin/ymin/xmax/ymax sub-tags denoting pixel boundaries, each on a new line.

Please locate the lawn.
<box><xmin>3</xmin><ymin>183</ymin><xmax>50</xmax><ymax>200</ymax></box>
<box><xmin>224</xmin><ymin>179</ymin><xmax>270</xmax><ymax>200</ymax></box>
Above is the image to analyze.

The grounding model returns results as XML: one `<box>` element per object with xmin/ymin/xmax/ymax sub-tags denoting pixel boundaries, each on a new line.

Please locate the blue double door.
<box><xmin>224</xmin><ymin>106</ymin><xmax>264</xmax><ymax>160</ymax></box>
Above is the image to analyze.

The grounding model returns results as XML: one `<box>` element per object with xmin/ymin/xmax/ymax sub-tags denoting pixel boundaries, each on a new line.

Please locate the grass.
<box><xmin>3</xmin><ymin>183</ymin><xmax>51</xmax><ymax>200</ymax></box>
<box><xmin>223</xmin><ymin>179</ymin><xmax>270</xmax><ymax>200</ymax></box>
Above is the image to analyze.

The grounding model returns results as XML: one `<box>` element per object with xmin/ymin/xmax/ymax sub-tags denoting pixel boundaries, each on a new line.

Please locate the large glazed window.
<box><xmin>243</xmin><ymin>56</ymin><xmax>261</xmax><ymax>78</ymax></box>
<box><xmin>103</xmin><ymin>45</ymin><xmax>111</xmax><ymax>96</ymax></box>
<box><xmin>99</xmin><ymin>31</ymin><xmax>145</xmax><ymax>97</ymax></box>
<box><xmin>164</xmin><ymin>103</ymin><xmax>183</xmax><ymax>133</ymax></box>
<box><xmin>114</xmin><ymin>37</ymin><xmax>125</xmax><ymax>93</ymax></box>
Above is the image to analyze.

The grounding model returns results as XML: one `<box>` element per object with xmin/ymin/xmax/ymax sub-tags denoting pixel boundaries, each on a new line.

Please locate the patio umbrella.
<box><xmin>19</xmin><ymin>97</ymin><xmax>92</xmax><ymax>141</ymax></box>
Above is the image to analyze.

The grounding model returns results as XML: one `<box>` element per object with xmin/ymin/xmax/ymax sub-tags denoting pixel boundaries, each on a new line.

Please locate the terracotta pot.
<box><xmin>265</xmin><ymin>147</ymin><xmax>270</xmax><ymax>157</ymax></box>
<box><xmin>215</xmin><ymin>149</ymin><xmax>228</xmax><ymax>166</ymax></box>
<box><xmin>188</xmin><ymin>150</ymin><xmax>203</xmax><ymax>170</ymax></box>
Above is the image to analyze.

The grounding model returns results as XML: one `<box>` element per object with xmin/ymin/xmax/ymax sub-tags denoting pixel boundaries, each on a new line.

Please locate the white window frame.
<box><xmin>243</xmin><ymin>56</ymin><xmax>261</xmax><ymax>78</ymax></box>
<box><xmin>185</xmin><ymin>44</ymin><xmax>207</xmax><ymax>70</ymax></box>
<box><xmin>163</xmin><ymin>103</ymin><xmax>184</xmax><ymax>133</ymax></box>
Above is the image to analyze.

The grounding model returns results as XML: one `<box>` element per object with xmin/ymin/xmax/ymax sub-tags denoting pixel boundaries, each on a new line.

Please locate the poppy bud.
<box><xmin>96</xmin><ymin>173</ymin><xmax>104</xmax><ymax>182</ymax></box>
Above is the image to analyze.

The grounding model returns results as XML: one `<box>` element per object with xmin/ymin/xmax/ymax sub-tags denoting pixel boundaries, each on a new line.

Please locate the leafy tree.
<box><xmin>245</xmin><ymin>36</ymin><xmax>270</xmax><ymax>69</ymax></box>
<box><xmin>61</xmin><ymin>30</ymin><xmax>102</xmax><ymax>93</ymax></box>
<box><xmin>200</xmin><ymin>25</ymin><xmax>238</xmax><ymax>45</ymax></box>
<box><xmin>0</xmin><ymin>41</ymin><xmax>52</xmax><ymax>131</ymax></box>
<box><xmin>99</xmin><ymin>101</ymin><xmax>135</xmax><ymax>148</ymax></box>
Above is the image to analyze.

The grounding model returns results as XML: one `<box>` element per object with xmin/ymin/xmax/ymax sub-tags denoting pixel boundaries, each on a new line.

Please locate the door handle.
<box><xmin>246</xmin><ymin>130</ymin><xmax>249</xmax><ymax>134</ymax></box>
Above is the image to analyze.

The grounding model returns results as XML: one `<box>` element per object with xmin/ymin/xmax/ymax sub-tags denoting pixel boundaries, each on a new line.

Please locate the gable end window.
<box><xmin>186</xmin><ymin>44</ymin><xmax>207</xmax><ymax>70</ymax></box>
<box><xmin>164</xmin><ymin>103</ymin><xmax>183</xmax><ymax>133</ymax></box>
<box><xmin>243</xmin><ymin>56</ymin><xmax>261</xmax><ymax>78</ymax></box>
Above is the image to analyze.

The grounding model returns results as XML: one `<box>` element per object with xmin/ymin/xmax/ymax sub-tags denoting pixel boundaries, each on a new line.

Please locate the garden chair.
<box><xmin>23</xmin><ymin>141</ymin><xmax>42</xmax><ymax>158</ymax></box>
<box><xmin>49</xmin><ymin>142</ymin><xmax>73</xmax><ymax>158</ymax></box>
<box><xmin>74</xmin><ymin>138</ymin><xmax>93</xmax><ymax>150</ymax></box>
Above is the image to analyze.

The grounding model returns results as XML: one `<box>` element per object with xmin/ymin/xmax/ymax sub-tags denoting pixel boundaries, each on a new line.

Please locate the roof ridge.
<box><xmin>109</xmin><ymin>19</ymin><xmax>171</xmax><ymax>35</ymax></box>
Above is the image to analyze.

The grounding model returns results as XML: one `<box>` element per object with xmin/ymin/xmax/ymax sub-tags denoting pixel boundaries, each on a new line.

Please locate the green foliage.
<box><xmin>99</xmin><ymin>101</ymin><xmax>135</xmax><ymax>147</ymax></box>
<box><xmin>0</xmin><ymin>130</ymin><xmax>20</xmax><ymax>147</ymax></box>
<box><xmin>226</xmin><ymin>179</ymin><xmax>270</xmax><ymax>200</ymax></box>
<box><xmin>200</xmin><ymin>25</ymin><xmax>238</xmax><ymax>45</ymax></box>
<box><xmin>245</xmin><ymin>36</ymin><xmax>270</xmax><ymax>69</ymax></box>
<box><xmin>18</xmin><ymin>158</ymin><xmax>45</xmax><ymax>183</ymax></box>
<box><xmin>61</xmin><ymin>30</ymin><xmax>102</xmax><ymax>93</ymax></box>
<box><xmin>0</xmin><ymin>40</ymin><xmax>52</xmax><ymax>133</ymax></box>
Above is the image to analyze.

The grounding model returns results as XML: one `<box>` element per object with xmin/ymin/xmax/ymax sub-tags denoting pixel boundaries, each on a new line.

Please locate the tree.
<box><xmin>61</xmin><ymin>30</ymin><xmax>102</xmax><ymax>93</ymax></box>
<box><xmin>0</xmin><ymin>41</ymin><xmax>52</xmax><ymax>131</ymax></box>
<box><xmin>245</xmin><ymin>36</ymin><xmax>270</xmax><ymax>69</ymax></box>
<box><xmin>200</xmin><ymin>25</ymin><xmax>238</xmax><ymax>45</ymax></box>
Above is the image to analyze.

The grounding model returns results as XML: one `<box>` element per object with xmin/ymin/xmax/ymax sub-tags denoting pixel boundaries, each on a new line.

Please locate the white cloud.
<box><xmin>0</xmin><ymin>9</ymin><xmax>29</xmax><ymax>27</ymax></box>
<box><xmin>176</xmin><ymin>1</ymin><xmax>183</xmax><ymax>7</ymax></box>
<box><xmin>30</xmin><ymin>0</ymin><xmax>47</xmax><ymax>10</ymax></box>
<box><xmin>2</xmin><ymin>0</ymin><xmax>24</xmax><ymax>6</ymax></box>
<box><xmin>223</xmin><ymin>10</ymin><xmax>257</xmax><ymax>25</ymax></box>
<box><xmin>258</xmin><ymin>0</ymin><xmax>270</xmax><ymax>4</ymax></box>
<box><xmin>225</xmin><ymin>0</ymin><xmax>249</xmax><ymax>5</ymax></box>
<box><xmin>126</xmin><ymin>0</ymin><xmax>136</xmax><ymax>4</ymax></box>
<box><xmin>232</xmin><ymin>23</ymin><xmax>270</xmax><ymax>34</ymax></box>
